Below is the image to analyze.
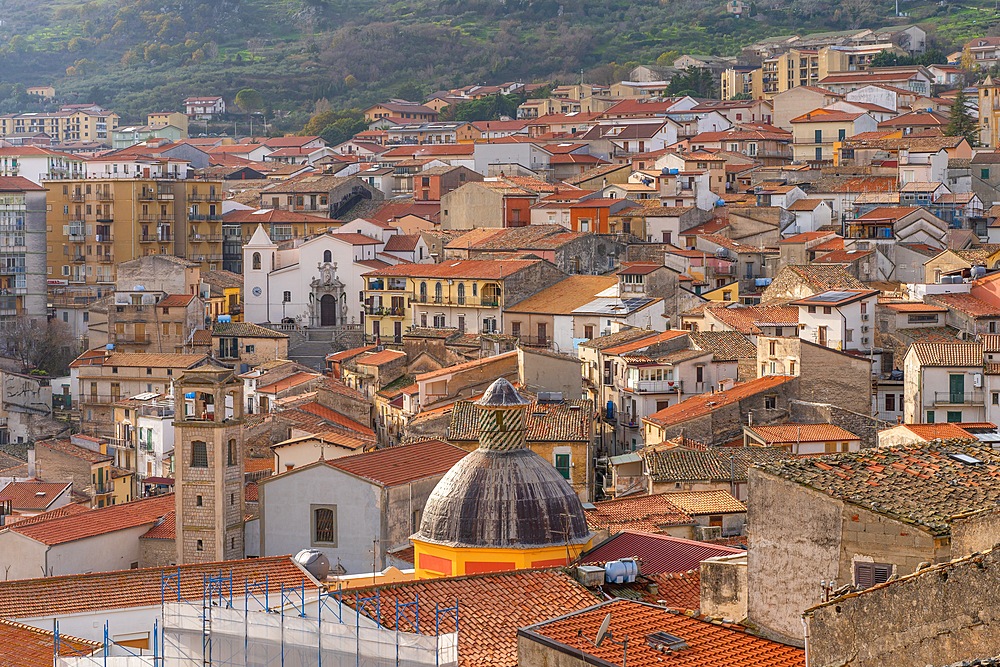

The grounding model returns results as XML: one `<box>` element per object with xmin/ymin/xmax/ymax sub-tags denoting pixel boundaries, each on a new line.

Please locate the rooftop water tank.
<box><xmin>294</xmin><ymin>549</ymin><xmax>331</xmax><ymax>580</ymax></box>
<box><xmin>605</xmin><ymin>558</ymin><xmax>639</xmax><ymax>584</ymax></box>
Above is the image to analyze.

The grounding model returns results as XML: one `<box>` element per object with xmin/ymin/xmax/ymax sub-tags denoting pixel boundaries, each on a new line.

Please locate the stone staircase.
<box><xmin>286</xmin><ymin>325</ymin><xmax>365</xmax><ymax>371</ymax></box>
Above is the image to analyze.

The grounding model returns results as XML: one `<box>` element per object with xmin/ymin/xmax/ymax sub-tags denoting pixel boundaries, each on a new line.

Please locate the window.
<box><xmin>227</xmin><ymin>439</ymin><xmax>237</xmax><ymax>466</ymax></box>
<box><xmin>983</xmin><ymin>168</ymin><xmax>991</xmax><ymax>180</ymax></box>
<box><xmin>196</xmin><ymin>495</ymin><xmax>203</xmax><ymax>507</ymax></box>
<box><xmin>769</xmin><ymin>341</ymin><xmax>776</xmax><ymax>356</ymax></box>
<box><xmin>312</xmin><ymin>505</ymin><xmax>338</xmax><ymax>546</ymax></box>
<box><xmin>823</xmin><ymin>306</ymin><xmax>832</xmax><ymax>315</ymax></box>
<box><xmin>457</xmin><ymin>282</ymin><xmax>466</xmax><ymax>305</ymax></box>
<box><xmin>764</xmin><ymin>395</ymin><xmax>777</xmax><ymax>409</ymax></box>
<box><xmin>196</xmin><ymin>539</ymin><xmax>204</xmax><ymax>551</ymax></box>
<box><xmin>788</xmin><ymin>360</ymin><xmax>796</xmax><ymax>374</ymax></box>
<box><xmin>555</xmin><ymin>453</ymin><xmax>571</xmax><ymax>480</ymax></box>
<box><xmin>926</xmin><ymin>411</ymin><xmax>935</xmax><ymax>423</ymax></box>
<box><xmin>433</xmin><ymin>314</ymin><xmax>446</xmax><ymax>328</ymax></box>
<box><xmin>434</xmin><ymin>282</ymin><xmax>442</xmax><ymax>303</ymax></box>
<box><xmin>993</xmin><ymin>392</ymin><xmax>999</xmax><ymax>406</ymax></box>
<box><xmin>323</xmin><ymin>249</ymin><xmax>332</xmax><ymax>263</ymax></box>
<box><xmin>947</xmin><ymin>411</ymin><xmax>962</xmax><ymax>423</ymax></box>
<box><xmin>885</xmin><ymin>393</ymin><xmax>896</xmax><ymax>412</ymax></box>
<box><xmin>245</xmin><ymin>344</ymin><xmax>255</xmax><ymax>354</ymax></box>
<box><xmin>584</xmin><ymin>325</ymin><xmax>594</xmax><ymax>339</ymax></box>
<box><xmin>854</xmin><ymin>561</ymin><xmax>892</xmax><ymax>588</ymax></box>
<box><xmin>808</xmin><ymin>306</ymin><xmax>816</xmax><ymax>314</ymax></box>
<box><xmin>191</xmin><ymin>441</ymin><xmax>208</xmax><ymax>468</ymax></box>
<box><xmin>252</xmin><ymin>252</ymin><xmax>261</xmax><ymax>270</ymax></box>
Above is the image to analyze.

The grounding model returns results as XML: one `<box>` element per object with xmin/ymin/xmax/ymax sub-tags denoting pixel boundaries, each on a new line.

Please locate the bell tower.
<box><xmin>173</xmin><ymin>365</ymin><xmax>245</xmax><ymax>564</ymax></box>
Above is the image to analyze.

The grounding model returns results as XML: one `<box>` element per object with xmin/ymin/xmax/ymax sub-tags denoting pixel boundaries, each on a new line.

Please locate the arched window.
<box><xmin>252</xmin><ymin>252</ymin><xmax>261</xmax><ymax>270</ymax></box>
<box><xmin>419</xmin><ymin>282</ymin><xmax>427</xmax><ymax>301</ymax></box>
<box><xmin>457</xmin><ymin>283</ymin><xmax>466</xmax><ymax>305</ymax></box>
<box><xmin>434</xmin><ymin>282</ymin><xmax>442</xmax><ymax>303</ymax></box>
<box><xmin>472</xmin><ymin>283</ymin><xmax>478</xmax><ymax>297</ymax></box>
<box><xmin>312</xmin><ymin>506</ymin><xmax>338</xmax><ymax>546</ymax></box>
<box><xmin>323</xmin><ymin>249</ymin><xmax>332</xmax><ymax>263</ymax></box>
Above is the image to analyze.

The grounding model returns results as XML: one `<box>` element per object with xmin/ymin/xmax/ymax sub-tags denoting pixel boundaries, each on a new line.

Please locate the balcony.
<box><xmin>94</xmin><ymin>234</ymin><xmax>113</xmax><ymax>244</ymax></box>
<box><xmin>189</xmin><ymin>192</ymin><xmax>220</xmax><ymax>202</ymax></box>
<box><xmin>96</xmin><ymin>191</ymin><xmax>114</xmax><ymax>201</ymax></box>
<box><xmin>140</xmin><ymin>234</ymin><xmax>172</xmax><ymax>243</ymax></box>
<box><xmin>189</xmin><ymin>213</ymin><xmax>223</xmax><ymax>222</ymax></box>
<box><xmin>109</xmin><ymin>437</ymin><xmax>135</xmax><ymax>450</ymax></box>
<box><xmin>115</xmin><ymin>333</ymin><xmax>151</xmax><ymax>344</ymax></box>
<box><xmin>933</xmin><ymin>391</ymin><xmax>984</xmax><ymax>406</ymax></box>
<box><xmin>138</xmin><ymin>190</ymin><xmax>157</xmax><ymax>201</ymax></box>
<box><xmin>79</xmin><ymin>394</ymin><xmax>124</xmax><ymax>406</ymax></box>
<box><xmin>70</xmin><ymin>193</ymin><xmax>85</xmax><ymax>202</ymax></box>
<box><xmin>96</xmin><ymin>255</ymin><xmax>115</xmax><ymax>264</ymax></box>
<box><xmin>627</xmin><ymin>380</ymin><xmax>683</xmax><ymax>394</ymax></box>
<box><xmin>70</xmin><ymin>254</ymin><xmax>86</xmax><ymax>263</ymax></box>
<box><xmin>93</xmin><ymin>482</ymin><xmax>112</xmax><ymax>495</ymax></box>
<box><xmin>409</xmin><ymin>293</ymin><xmax>501</xmax><ymax>308</ymax></box>
<box><xmin>69</xmin><ymin>229</ymin><xmax>86</xmax><ymax>242</ymax></box>
<box><xmin>365</xmin><ymin>306</ymin><xmax>405</xmax><ymax>316</ymax></box>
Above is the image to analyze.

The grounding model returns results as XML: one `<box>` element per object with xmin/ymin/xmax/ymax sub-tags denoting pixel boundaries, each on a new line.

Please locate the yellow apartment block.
<box><xmin>47</xmin><ymin>179</ymin><xmax>225</xmax><ymax>285</ymax></box>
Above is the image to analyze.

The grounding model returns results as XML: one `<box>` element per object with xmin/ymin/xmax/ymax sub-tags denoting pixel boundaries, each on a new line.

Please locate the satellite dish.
<box><xmin>595</xmin><ymin>612</ymin><xmax>612</xmax><ymax>647</ymax></box>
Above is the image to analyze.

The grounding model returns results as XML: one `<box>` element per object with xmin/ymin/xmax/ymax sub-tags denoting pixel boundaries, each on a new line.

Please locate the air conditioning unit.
<box><xmin>862</xmin><ymin>337</ymin><xmax>870</xmax><ymax>345</ymax></box>
<box><xmin>694</xmin><ymin>525</ymin><xmax>722</xmax><ymax>541</ymax></box>
<box><xmin>861</xmin><ymin>325</ymin><xmax>869</xmax><ymax>333</ymax></box>
<box><xmin>861</xmin><ymin>314</ymin><xmax>869</xmax><ymax>321</ymax></box>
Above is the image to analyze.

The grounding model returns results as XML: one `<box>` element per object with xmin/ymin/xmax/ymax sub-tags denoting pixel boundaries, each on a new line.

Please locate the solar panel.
<box><xmin>809</xmin><ymin>291</ymin><xmax>857</xmax><ymax>302</ymax></box>
<box><xmin>948</xmin><ymin>453</ymin><xmax>983</xmax><ymax>465</ymax></box>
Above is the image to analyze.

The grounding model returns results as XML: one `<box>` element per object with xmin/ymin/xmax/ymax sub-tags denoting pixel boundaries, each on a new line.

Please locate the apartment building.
<box><xmin>69</xmin><ymin>349</ymin><xmax>208</xmax><ymax>435</ymax></box>
<box><xmin>0</xmin><ymin>106</ymin><xmax>119</xmax><ymax>143</ymax></box>
<box><xmin>0</xmin><ymin>177</ymin><xmax>47</xmax><ymax>321</ymax></box>
<box><xmin>0</xmin><ymin>146</ymin><xmax>86</xmax><ymax>182</ymax></box>
<box><xmin>46</xmin><ymin>178</ymin><xmax>224</xmax><ymax>284</ymax></box>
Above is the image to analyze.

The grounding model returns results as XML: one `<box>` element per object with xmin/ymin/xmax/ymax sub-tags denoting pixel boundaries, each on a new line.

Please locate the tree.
<box><xmin>945</xmin><ymin>89</ymin><xmax>979</xmax><ymax>147</ymax></box>
<box><xmin>0</xmin><ymin>316</ymin><xmax>78</xmax><ymax>375</ymax></box>
<box><xmin>235</xmin><ymin>88</ymin><xmax>264</xmax><ymax>135</ymax></box>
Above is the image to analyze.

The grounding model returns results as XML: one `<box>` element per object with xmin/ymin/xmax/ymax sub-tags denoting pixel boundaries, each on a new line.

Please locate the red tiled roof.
<box><xmin>382</xmin><ymin>144</ymin><xmax>474</xmax><ymax>158</ymax></box>
<box><xmin>579</xmin><ymin>531</ymin><xmax>743</xmax><ymax>575</ymax></box>
<box><xmin>139</xmin><ymin>510</ymin><xmax>175</xmax><ymax>539</ymax></box>
<box><xmin>256</xmin><ymin>371</ymin><xmax>322</xmax><ymax>395</ymax></box>
<box><xmin>584</xmin><ymin>494</ymin><xmax>694</xmax><ymax>534</ymax></box>
<box><xmin>0</xmin><ymin>555</ymin><xmax>316</xmax><ymax>619</ymax></box>
<box><xmin>36</xmin><ymin>438</ymin><xmax>112</xmax><ymax>464</ymax></box>
<box><xmin>522</xmin><ymin>599</ymin><xmax>804</xmax><ymax>667</ymax></box>
<box><xmin>898</xmin><ymin>423</ymin><xmax>976</xmax><ymax>441</ymax></box>
<box><xmin>662</xmin><ymin>490</ymin><xmax>747</xmax><ymax>515</ymax></box>
<box><xmin>0</xmin><ymin>481</ymin><xmax>71</xmax><ymax>511</ymax></box>
<box><xmin>929</xmin><ymin>293</ymin><xmax>1000</xmax><ymax>318</ymax></box>
<box><xmin>330</xmin><ymin>232</ymin><xmax>382</xmax><ymax>246</ymax></box>
<box><xmin>9</xmin><ymin>494</ymin><xmax>174</xmax><ymax>546</ymax></box>
<box><xmin>645</xmin><ymin>375</ymin><xmax>796</xmax><ymax>428</ymax></box>
<box><xmin>602</xmin><ymin>330</ymin><xmax>688</xmax><ymax>356</ymax></box>
<box><xmin>364</xmin><ymin>259</ymin><xmax>539</xmax><ymax>279</ymax></box>
<box><xmin>0</xmin><ymin>617</ymin><xmax>101</xmax><ymax>666</ymax></box>
<box><xmin>1</xmin><ymin>502</ymin><xmax>90</xmax><ymax>529</ymax></box>
<box><xmin>326</xmin><ymin>345</ymin><xmax>376</xmax><ymax>362</ymax></box>
<box><xmin>326</xmin><ymin>439</ymin><xmax>467</xmax><ymax>487</ymax></box>
<box><xmin>347</xmin><ymin>568</ymin><xmax>598</xmax><ymax>667</ymax></box>
<box><xmin>296</xmin><ymin>401</ymin><xmax>375</xmax><ymax>437</ymax></box>
<box><xmin>747</xmin><ymin>423</ymin><xmax>860</xmax><ymax>444</ymax></box>
<box><xmin>354</xmin><ymin>348</ymin><xmax>407</xmax><ymax>367</ymax></box>
<box><xmin>790</xmin><ymin>110</ymin><xmax>866</xmax><ymax>123</ymax></box>
<box><xmin>383</xmin><ymin>234</ymin><xmax>421</xmax><ymax>252</ymax></box>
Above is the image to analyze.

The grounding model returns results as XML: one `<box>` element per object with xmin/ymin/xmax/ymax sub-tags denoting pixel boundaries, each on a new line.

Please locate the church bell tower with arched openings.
<box><xmin>173</xmin><ymin>365</ymin><xmax>246</xmax><ymax>564</ymax></box>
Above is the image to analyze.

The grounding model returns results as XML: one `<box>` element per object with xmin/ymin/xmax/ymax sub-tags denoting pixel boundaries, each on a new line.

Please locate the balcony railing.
<box><xmin>188</xmin><ymin>192</ymin><xmax>220</xmax><ymax>202</ymax></box>
<box><xmin>138</xmin><ymin>191</ymin><xmax>157</xmax><ymax>201</ymax></box>
<box><xmin>93</xmin><ymin>482</ymin><xmax>112</xmax><ymax>495</ymax></box>
<box><xmin>70</xmin><ymin>254</ymin><xmax>86</xmax><ymax>263</ymax></box>
<box><xmin>78</xmin><ymin>394</ymin><xmax>124</xmax><ymax>406</ymax></box>
<box><xmin>365</xmin><ymin>306</ymin><xmax>405</xmax><ymax>316</ymax></box>
<box><xmin>96</xmin><ymin>255</ymin><xmax>115</xmax><ymax>264</ymax></box>
<box><xmin>96</xmin><ymin>191</ymin><xmax>114</xmax><ymax>201</ymax></box>
<box><xmin>115</xmin><ymin>333</ymin><xmax>151</xmax><ymax>344</ymax></box>
<box><xmin>70</xmin><ymin>193</ymin><xmax>85</xmax><ymax>202</ymax></box>
<box><xmin>627</xmin><ymin>379</ymin><xmax>683</xmax><ymax>394</ymax></box>
<box><xmin>109</xmin><ymin>437</ymin><xmax>135</xmax><ymax>450</ymax></box>
<box><xmin>933</xmin><ymin>391</ymin><xmax>984</xmax><ymax>405</ymax></box>
<box><xmin>140</xmin><ymin>234</ymin><xmax>172</xmax><ymax>243</ymax></box>
<box><xmin>410</xmin><ymin>293</ymin><xmax>501</xmax><ymax>307</ymax></box>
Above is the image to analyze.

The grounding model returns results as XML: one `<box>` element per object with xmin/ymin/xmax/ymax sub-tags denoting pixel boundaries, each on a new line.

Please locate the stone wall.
<box><xmin>139</xmin><ymin>537</ymin><xmax>176</xmax><ymax>568</ymax></box>
<box><xmin>798</xmin><ymin>341</ymin><xmax>873</xmax><ymax>416</ymax></box>
<box><xmin>806</xmin><ymin>548</ymin><xmax>1000</xmax><ymax>667</ymax></box>
<box><xmin>700</xmin><ymin>553</ymin><xmax>748</xmax><ymax>622</ymax></box>
<box><xmin>505</xmin><ymin>261</ymin><xmax>567</xmax><ymax>308</ymax></box>
<box><xmin>951</xmin><ymin>509</ymin><xmax>1000</xmax><ymax>557</ymax></box>
<box><xmin>789</xmin><ymin>401</ymin><xmax>890</xmax><ymax>450</ymax></box>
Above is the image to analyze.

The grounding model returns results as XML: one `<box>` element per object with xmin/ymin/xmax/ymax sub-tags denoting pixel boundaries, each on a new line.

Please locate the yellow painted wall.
<box><xmin>412</xmin><ymin>537</ymin><xmax>592</xmax><ymax>580</ymax></box>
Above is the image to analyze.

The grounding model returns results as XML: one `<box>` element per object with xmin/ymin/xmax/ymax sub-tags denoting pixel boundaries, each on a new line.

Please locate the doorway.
<box><xmin>320</xmin><ymin>294</ymin><xmax>336</xmax><ymax>326</ymax></box>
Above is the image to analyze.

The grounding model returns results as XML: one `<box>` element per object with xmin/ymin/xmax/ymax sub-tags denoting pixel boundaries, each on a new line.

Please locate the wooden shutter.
<box><xmin>872</xmin><ymin>563</ymin><xmax>892</xmax><ymax>585</ymax></box>
<box><xmin>854</xmin><ymin>562</ymin><xmax>873</xmax><ymax>588</ymax></box>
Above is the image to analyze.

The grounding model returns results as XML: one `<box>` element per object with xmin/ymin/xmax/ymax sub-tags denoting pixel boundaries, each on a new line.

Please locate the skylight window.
<box><xmin>948</xmin><ymin>453</ymin><xmax>982</xmax><ymax>465</ymax></box>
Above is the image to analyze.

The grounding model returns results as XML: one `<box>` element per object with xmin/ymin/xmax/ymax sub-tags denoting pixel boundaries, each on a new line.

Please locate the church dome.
<box><xmin>415</xmin><ymin>378</ymin><xmax>592</xmax><ymax>549</ymax></box>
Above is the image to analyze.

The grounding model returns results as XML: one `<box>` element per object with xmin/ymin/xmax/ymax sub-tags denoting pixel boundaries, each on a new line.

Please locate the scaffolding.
<box><xmin>54</xmin><ymin>569</ymin><xmax>459</xmax><ymax>667</ymax></box>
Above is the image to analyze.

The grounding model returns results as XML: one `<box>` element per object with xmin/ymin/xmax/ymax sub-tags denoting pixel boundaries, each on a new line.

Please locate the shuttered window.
<box><xmin>854</xmin><ymin>561</ymin><xmax>892</xmax><ymax>588</ymax></box>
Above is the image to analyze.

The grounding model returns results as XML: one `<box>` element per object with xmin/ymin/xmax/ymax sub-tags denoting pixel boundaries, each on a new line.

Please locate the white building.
<box><xmin>243</xmin><ymin>225</ymin><xmax>389</xmax><ymax>326</ymax></box>
<box><xmin>789</xmin><ymin>289</ymin><xmax>879</xmax><ymax>354</ymax></box>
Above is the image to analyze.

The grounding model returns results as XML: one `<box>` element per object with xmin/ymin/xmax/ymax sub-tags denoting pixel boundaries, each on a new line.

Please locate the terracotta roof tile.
<box><xmin>909</xmin><ymin>341</ymin><xmax>984</xmax><ymax>366</ymax></box>
<box><xmin>139</xmin><ymin>510</ymin><xmax>175</xmax><ymax>539</ymax></box>
<box><xmin>604</xmin><ymin>569</ymin><xmax>702</xmax><ymax>610</ymax></box>
<box><xmin>326</xmin><ymin>345</ymin><xmax>376</xmax><ymax>363</ymax></box>
<box><xmin>326</xmin><ymin>439</ymin><xmax>467</xmax><ymax>486</ymax></box>
<box><xmin>578</xmin><ymin>328</ymin><xmax>661</xmax><ymax>351</ymax></box>
<box><xmin>213</xmin><ymin>322</ymin><xmax>288</xmax><ymax>339</ymax></box>
<box><xmin>758</xmin><ymin>441</ymin><xmax>1000</xmax><ymax>535</ymax></box>
<box><xmin>584</xmin><ymin>494</ymin><xmax>695</xmax><ymax>534</ymax></box>
<box><xmin>36</xmin><ymin>438</ymin><xmax>112</xmax><ymax>464</ymax></box>
<box><xmin>662</xmin><ymin>490</ymin><xmax>747</xmax><ymax>515</ymax></box>
<box><xmin>928</xmin><ymin>293</ymin><xmax>1000</xmax><ymax>318</ymax></box>
<box><xmin>503</xmin><ymin>275</ymin><xmax>618</xmax><ymax>315</ymax></box>
<box><xmin>296</xmin><ymin>401</ymin><xmax>374</xmax><ymax>437</ymax></box>
<box><xmin>449</xmin><ymin>398</ymin><xmax>592</xmax><ymax>443</ymax></box>
<box><xmin>579</xmin><ymin>531</ymin><xmax>743</xmax><ymax>574</ymax></box>
<box><xmin>643</xmin><ymin>444</ymin><xmax>791</xmax><ymax>482</ymax></box>
<box><xmin>1</xmin><ymin>502</ymin><xmax>90</xmax><ymax>529</ymax></box>
<box><xmin>364</xmin><ymin>259</ymin><xmax>541</xmax><ymax>279</ymax></box>
<box><xmin>703</xmin><ymin>305</ymin><xmax>799</xmax><ymax>335</ymax></box>
<box><xmin>687</xmin><ymin>331</ymin><xmax>756</xmax><ymax>361</ymax></box>
<box><xmin>347</xmin><ymin>568</ymin><xmax>598</xmax><ymax>667</ymax></box>
<box><xmin>896</xmin><ymin>423</ymin><xmax>976</xmax><ymax>441</ymax></box>
<box><xmin>0</xmin><ymin>555</ymin><xmax>316</xmax><ymax>619</ymax></box>
<box><xmin>0</xmin><ymin>617</ymin><xmax>101</xmax><ymax>666</ymax></box>
<box><xmin>8</xmin><ymin>494</ymin><xmax>174</xmax><ymax>546</ymax></box>
<box><xmin>0</xmin><ymin>481</ymin><xmax>71</xmax><ymax>511</ymax></box>
<box><xmin>158</xmin><ymin>294</ymin><xmax>196</xmax><ymax>308</ymax></box>
<box><xmin>747</xmin><ymin>423</ymin><xmax>860</xmax><ymax>444</ymax></box>
<box><xmin>603</xmin><ymin>330</ymin><xmax>689</xmax><ymax>356</ymax></box>
<box><xmin>256</xmin><ymin>371</ymin><xmax>323</xmax><ymax>394</ymax></box>
<box><xmin>522</xmin><ymin>599</ymin><xmax>803</xmax><ymax>667</ymax></box>
<box><xmin>354</xmin><ymin>349</ymin><xmax>407</xmax><ymax>367</ymax></box>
